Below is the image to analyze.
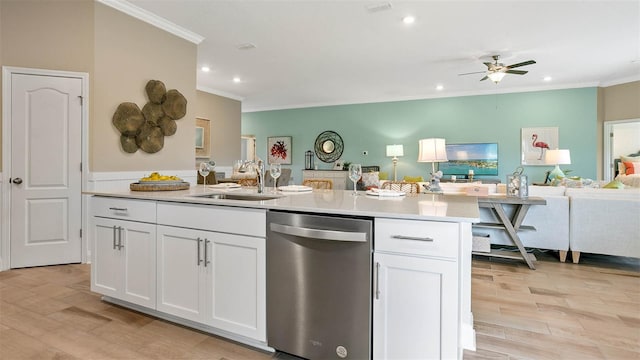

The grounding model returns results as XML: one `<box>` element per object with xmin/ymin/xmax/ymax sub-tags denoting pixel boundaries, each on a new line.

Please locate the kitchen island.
<box><xmin>85</xmin><ymin>187</ymin><xmax>479</xmax><ymax>359</ymax></box>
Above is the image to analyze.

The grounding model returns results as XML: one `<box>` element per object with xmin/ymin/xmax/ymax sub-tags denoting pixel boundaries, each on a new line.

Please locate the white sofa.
<box><xmin>431</xmin><ymin>182</ymin><xmax>639</xmax><ymax>263</ymax></box>
<box><xmin>566</xmin><ymin>187</ymin><xmax>640</xmax><ymax>263</ymax></box>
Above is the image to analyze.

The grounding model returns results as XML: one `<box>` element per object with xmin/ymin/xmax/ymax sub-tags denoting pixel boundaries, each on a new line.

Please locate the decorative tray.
<box><xmin>130</xmin><ymin>181</ymin><xmax>190</xmax><ymax>191</ymax></box>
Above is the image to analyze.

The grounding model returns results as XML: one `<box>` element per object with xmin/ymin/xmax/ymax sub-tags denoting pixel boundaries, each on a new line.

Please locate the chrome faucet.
<box><xmin>256</xmin><ymin>159</ymin><xmax>265</xmax><ymax>193</ymax></box>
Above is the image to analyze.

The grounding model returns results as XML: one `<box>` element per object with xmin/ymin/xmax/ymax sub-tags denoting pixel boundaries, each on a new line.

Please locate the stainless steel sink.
<box><xmin>191</xmin><ymin>193</ymin><xmax>282</xmax><ymax>201</ymax></box>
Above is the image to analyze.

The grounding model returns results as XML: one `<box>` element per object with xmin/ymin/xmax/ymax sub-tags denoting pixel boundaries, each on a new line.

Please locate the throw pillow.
<box><xmin>603</xmin><ymin>179</ymin><xmax>625</xmax><ymax>189</ymax></box>
<box><xmin>618</xmin><ymin>161</ymin><xmax>626</xmax><ymax>175</ymax></box>
<box><xmin>623</xmin><ymin>161</ymin><xmax>640</xmax><ymax>175</ymax></box>
<box><xmin>621</xmin><ymin>154</ymin><xmax>640</xmax><ymax>162</ymax></box>
<box><xmin>361</xmin><ymin>171</ymin><xmax>380</xmax><ymax>187</ymax></box>
<box><xmin>403</xmin><ymin>175</ymin><xmax>424</xmax><ymax>183</ymax></box>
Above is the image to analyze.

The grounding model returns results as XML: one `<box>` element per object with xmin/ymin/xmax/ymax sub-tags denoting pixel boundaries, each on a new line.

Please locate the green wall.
<box><xmin>242</xmin><ymin>87</ymin><xmax>597</xmax><ymax>184</ymax></box>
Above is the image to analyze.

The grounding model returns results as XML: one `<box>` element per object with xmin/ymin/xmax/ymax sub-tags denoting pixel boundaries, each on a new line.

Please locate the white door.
<box><xmin>10</xmin><ymin>73</ymin><xmax>83</xmax><ymax>268</ymax></box>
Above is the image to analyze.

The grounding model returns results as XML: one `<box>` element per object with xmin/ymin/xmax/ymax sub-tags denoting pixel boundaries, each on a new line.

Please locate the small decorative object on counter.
<box><xmin>507</xmin><ymin>166</ymin><xmax>528</xmax><ymax>198</ymax></box>
<box><xmin>305</xmin><ymin>150</ymin><xmax>314</xmax><ymax>170</ymax></box>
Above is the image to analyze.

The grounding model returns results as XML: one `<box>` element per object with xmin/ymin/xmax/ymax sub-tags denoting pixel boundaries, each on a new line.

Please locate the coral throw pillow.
<box><xmin>623</xmin><ymin>161</ymin><xmax>640</xmax><ymax>175</ymax></box>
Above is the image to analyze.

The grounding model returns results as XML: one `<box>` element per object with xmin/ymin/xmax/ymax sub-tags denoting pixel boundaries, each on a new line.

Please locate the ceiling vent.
<box><xmin>237</xmin><ymin>43</ymin><xmax>257</xmax><ymax>50</ymax></box>
<box><xmin>366</xmin><ymin>2</ymin><xmax>393</xmax><ymax>13</ymax></box>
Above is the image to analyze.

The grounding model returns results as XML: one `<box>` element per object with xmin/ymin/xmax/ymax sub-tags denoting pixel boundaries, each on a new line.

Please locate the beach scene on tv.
<box><xmin>439</xmin><ymin>143</ymin><xmax>499</xmax><ymax>176</ymax></box>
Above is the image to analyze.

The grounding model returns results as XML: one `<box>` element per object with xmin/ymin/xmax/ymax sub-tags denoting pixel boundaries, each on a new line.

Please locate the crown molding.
<box><xmin>241</xmin><ymin>82</ymin><xmax>602</xmax><ymax>113</ymax></box>
<box><xmin>97</xmin><ymin>0</ymin><xmax>204</xmax><ymax>44</ymax></box>
<box><xmin>196</xmin><ymin>86</ymin><xmax>245</xmax><ymax>102</ymax></box>
<box><xmin>599</xmin><ymin>74</ymin><xmax>640</xmax><ymax>88</ymax></box>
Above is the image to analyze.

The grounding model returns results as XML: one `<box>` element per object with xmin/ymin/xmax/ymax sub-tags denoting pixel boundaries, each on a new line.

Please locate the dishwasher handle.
<box><xmin>270</xmin><ymin>223</ymin><xmax>368</xmax><ymax>242</ymax></box>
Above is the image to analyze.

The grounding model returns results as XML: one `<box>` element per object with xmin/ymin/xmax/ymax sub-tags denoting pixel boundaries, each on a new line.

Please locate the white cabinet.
<box><xmin>302</xmin><ymin>170</ymin><xmax>349</xmax><ymax>190</ymax></box>
<box><xmin>156</xmin><ymin>202</ymin><xmax>266</xmax><ymax>342</ymax></box>
<box><xmin>373</xmin><ymin>218</ymin><xmax>461</xmax><ymax>360</ymax></box>
<box><xmin>156</xmin><ymin>225</ymin><xmax>209</xmax><ymax>323</ymax></box>
<box><xmin>90</xmin><ymin>198</ymin><xmax>156</xmax><ymax>309</ymax></box>
<box><xmin>207</xmin><ymin>232</ymin><xmax>265</xmax><ymax>341</ymax></box>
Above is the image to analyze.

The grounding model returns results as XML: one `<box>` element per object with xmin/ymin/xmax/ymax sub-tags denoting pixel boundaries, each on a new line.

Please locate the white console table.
<box><xmin>302</xmin><ymin>170</ymin><xmax>349</xmax><ymax>190</ymax></box>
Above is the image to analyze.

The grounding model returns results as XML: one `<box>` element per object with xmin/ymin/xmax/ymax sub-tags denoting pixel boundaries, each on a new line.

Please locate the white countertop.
<box><xmin>85</xmin><ymin>186</ymin><xmax>480</xmax><ymax>223</ymax></box>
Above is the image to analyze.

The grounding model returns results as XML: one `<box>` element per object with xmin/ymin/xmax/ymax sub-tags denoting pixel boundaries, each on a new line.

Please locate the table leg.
<box><xmin>492</xmin><ymin>203</ymin><xmax>536</xmax><ymax>270</ymax></box>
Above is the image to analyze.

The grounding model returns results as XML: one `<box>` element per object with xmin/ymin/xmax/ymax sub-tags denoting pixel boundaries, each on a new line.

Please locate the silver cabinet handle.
<box><xmin>391</xmin><ymin>235</ymin><xmax>434</xmax><ymax>242</ymax></box>
<box><xmin>112</xmin><ymin>226</ymin><xmax>117</xmax><ymax>249</ymax></box>
<box><xmin>270</xmin><ymin>223</ymin><xmax>367</xmax><ymax>242</ymax></box>
<box><xmin>375</xmin><ymin>262</ymin><xmax>381</xmax><ymax>300</ymax></box>
<box><xmin>204</xmin><ymin>239</ymin><xmax>210</xmax><ymax>267</ymax></box>
<box><xmin>108</xmin><ymin>207</ymin><xmax>128</xmax><ymax>212</ymax></box>
<box><xmin>197</xmin><ymin>238</ymin><xmax>203</xmax><ymax>265</ymax></box>
<box><xmin>118</xmin><ymin>227</ymin><xmax>124</xmax><ymax>250</ymax></box>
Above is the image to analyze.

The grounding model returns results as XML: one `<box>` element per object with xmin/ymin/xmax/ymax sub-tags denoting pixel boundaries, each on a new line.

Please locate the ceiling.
<box><xmin>123</xmin><ymin>0</ymin><xmax>640</xmax><ymax>112</ymax></box>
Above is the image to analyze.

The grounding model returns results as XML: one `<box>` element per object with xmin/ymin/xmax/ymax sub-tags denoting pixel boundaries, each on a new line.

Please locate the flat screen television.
<box><xmin>438</xmin><ymin>143</ymin><xmax>498</xmax><ymax>176</ymax></box>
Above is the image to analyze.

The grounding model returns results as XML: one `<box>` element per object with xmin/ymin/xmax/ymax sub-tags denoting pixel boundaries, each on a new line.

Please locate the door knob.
<box><xmin>12</xmin><ymin>178</ymin><xmax>23</xmax><ymax>184</ymax></box>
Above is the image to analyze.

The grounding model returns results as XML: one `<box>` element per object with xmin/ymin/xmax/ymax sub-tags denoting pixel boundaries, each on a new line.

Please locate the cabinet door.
<box><xmin>373</xmin><ymin>252</ymin><xmax>458</xmax><ymax>360</ymax></box>
<box><xmin>206</xmin><ymin>233</ymin><xmax>266</xmax><ymax>341</ymax></box>
<box><xmin>120</xmin><ymin>222</ymin><xmax>156</xmax><ymax>308</ymax></box>
<box><xmin>156</xmin><ymin>225</ymin><xmax>209</xmax><ymax>323</ymax></box>
<box><xmin>91</xmin><ymin>217</ymin><xmax>122</xmax><ymax>298</ymax></box>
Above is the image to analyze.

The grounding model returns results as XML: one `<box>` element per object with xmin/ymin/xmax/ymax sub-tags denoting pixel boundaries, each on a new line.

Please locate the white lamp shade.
<box><xmin>386</xmin><ymin>144</ymin><xmax>404</xmax><ymax>157</ymax></box>
<box><xmin>545</xmin><ymin>149</ymin><xmax>571</xmax><ymax>165</ymax></box>
<box><xmin>418</xmin><ymin>138</ymin><xmax>448</xmax><ymax>162</ymax></box>
<box><xmin>487</xmin><ymin>71</ymin><xmax>506</xmax><ymax>83</ymax></box>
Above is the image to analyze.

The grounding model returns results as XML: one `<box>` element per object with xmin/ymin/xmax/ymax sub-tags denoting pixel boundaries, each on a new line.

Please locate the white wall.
<box><xmin>613</xmin><ymin>120</ymin><xmax>640</xmax><ymax>158</ymax></box>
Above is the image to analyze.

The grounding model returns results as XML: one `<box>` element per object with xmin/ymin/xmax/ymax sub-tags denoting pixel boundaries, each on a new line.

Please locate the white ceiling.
<box><xmin>123</xmin><ymin>0</ymin><xmax>640</xmax><ymax>112</ymax></box>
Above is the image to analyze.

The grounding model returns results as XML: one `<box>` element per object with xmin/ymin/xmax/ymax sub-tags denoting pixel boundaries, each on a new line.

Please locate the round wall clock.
<box><xmin>314</xmin><ymin>130</ymin><xmax>344</xmax><ymax>163</ymax></box>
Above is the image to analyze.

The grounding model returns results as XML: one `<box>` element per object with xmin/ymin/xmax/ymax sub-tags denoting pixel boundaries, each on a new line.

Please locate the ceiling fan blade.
<box><xmin>458</xmin><ymin>71</ymin><xmax>486</xmax><ymax>76</ymax></box>
<box><xmin>480</xmin><ymin>75</ymin><xmax>489</xmax><ymax>81</ymax></box>
<box><xmin>483</xmin><ymin>62</ymin><xmax>493</xmax><ymax>68</ymax></box>
<box><xmin>505</xmin><ymin>70</ymin><xmax>528</xmax><ymax>75</ymax></box>
<box><xmin>507</xmin><ymin>60</ymin><xmax>536</xmax><ymax>69</ymax></box>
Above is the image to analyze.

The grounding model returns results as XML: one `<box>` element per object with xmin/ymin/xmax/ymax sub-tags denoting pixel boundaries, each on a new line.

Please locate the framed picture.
<box><xmin>195</xmin><ymin>118</ymin><xmax>211</xmax><ymax>158</ymax></box>
<box><xmin>267</xmin><ymin>136</ymin><xmax>292</xmax><ymax>164</ymax></box>
<box><xmin>521</xmin><ymin>127</ymin><xmax>558</xmax><ymax>165</ymax></box>
<box><xmin>195</xmin><ymin>127</ymin><xmax>204</xmax><ymax>149</ymax></box>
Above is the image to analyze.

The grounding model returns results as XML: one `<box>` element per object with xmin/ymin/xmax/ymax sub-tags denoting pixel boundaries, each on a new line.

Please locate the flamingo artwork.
<box><xmin>532</xmin><ymin>134</ymin><xmax>550</xmax><ymax>159</ymax></box>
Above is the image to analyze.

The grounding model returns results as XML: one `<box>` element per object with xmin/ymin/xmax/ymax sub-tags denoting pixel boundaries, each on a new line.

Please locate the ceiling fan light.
<box><xmin>487</xmin><ymin>71</ymin><xmax>506</xmax><ymax>83</ymax></box>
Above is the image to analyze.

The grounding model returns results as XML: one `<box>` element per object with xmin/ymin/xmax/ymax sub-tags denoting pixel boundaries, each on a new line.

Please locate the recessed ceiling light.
<box><xmin>402</xmin><ymin>16</ymin><xmax>415</xmax><ymax>24</ymax></box>
<box><xmin>201</xmin><ymin>66</ymin><xmax>210</xmax><ymax>72</ymax></box>
<box><xmin>233</xmin><ymin>77</ymin><xmax>241</xmax><ymax>83</ymax></box>
<box><xmin>543</xmin><ymin>76</ymin><xmax>552</xmax><ymax>82</ymax></box>
<box><xmin>436</xmin><ymin>84</ymin><xmax>444</xmax><ymax>91</ymax></box>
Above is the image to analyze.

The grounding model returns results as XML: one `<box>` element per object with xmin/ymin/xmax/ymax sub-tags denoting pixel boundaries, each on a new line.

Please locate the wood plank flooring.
<box><xmin>0</xmin><ymin>251</ymin><xmax>638</xmax><ymax>359</ymax></box>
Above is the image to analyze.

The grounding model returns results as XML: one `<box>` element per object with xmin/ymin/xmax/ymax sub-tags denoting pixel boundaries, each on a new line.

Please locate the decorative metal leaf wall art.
<box><xmin>112</xmin><ymin>80</ymin><xmax>187</xmax><ymax>153</ymax></box>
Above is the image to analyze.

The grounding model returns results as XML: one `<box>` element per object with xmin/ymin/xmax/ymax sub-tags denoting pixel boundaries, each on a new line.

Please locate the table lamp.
<box><xmin>386</xmin><ymin>144</ymin><xmax>404</xmax><ymax>181</ymax></box>
<box><xmin>418</xmin><ymin>138</ymin><xmax>448</xmax><ymax>192</ymax></box>
<box><xmin>545</xmin><ymin>149</ymin><xmax>571</xmax><ymax>180</ymax></box>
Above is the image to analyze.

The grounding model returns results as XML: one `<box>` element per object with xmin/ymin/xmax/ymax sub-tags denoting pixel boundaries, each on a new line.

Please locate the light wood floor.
<box><xmin>0</xmin><ymin>251</ymin><xmax>638</xmax><ymax>359</ymax></box>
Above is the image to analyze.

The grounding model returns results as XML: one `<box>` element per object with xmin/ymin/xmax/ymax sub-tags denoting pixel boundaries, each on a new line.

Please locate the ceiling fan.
<box><xmin>459</xmin><ymin>55</ymin><xmax>536</xmax><ymax>83</ymax></box>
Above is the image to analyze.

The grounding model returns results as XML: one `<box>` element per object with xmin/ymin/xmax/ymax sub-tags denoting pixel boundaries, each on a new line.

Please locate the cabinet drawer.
<box><xmin>157</xmin><ymin>202</ymin><xmax>266</xmax><ymax>237</ymax></box>
<box><xmin>91</xmin><ymin>196</ymin><xmax>156</xmax><ymax>223</ymax></box>
<box><xmin>375</xmin><ymin>218</ymin><xmax>458</xmax><ymax>258</ymax></box>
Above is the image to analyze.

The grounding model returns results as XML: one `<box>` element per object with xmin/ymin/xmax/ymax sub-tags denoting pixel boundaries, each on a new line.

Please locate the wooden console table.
<box><xmin>473</xmin><ymin>196</ymin><xmax>546</xmax><ymax>269</ymax></box>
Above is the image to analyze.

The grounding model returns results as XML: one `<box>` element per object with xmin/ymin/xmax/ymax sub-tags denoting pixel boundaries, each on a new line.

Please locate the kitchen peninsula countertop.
<box><xmin>85</xmin><ymin>187</ymin><xmax>480</xmax><ymax>223</ymax></box>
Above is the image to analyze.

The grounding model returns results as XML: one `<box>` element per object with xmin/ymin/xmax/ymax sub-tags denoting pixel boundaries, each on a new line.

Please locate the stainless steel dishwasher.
<box><xmin>267</xmin><ymin>210</ymin><xmax>372</xmax><ymax>360</ymax></box>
